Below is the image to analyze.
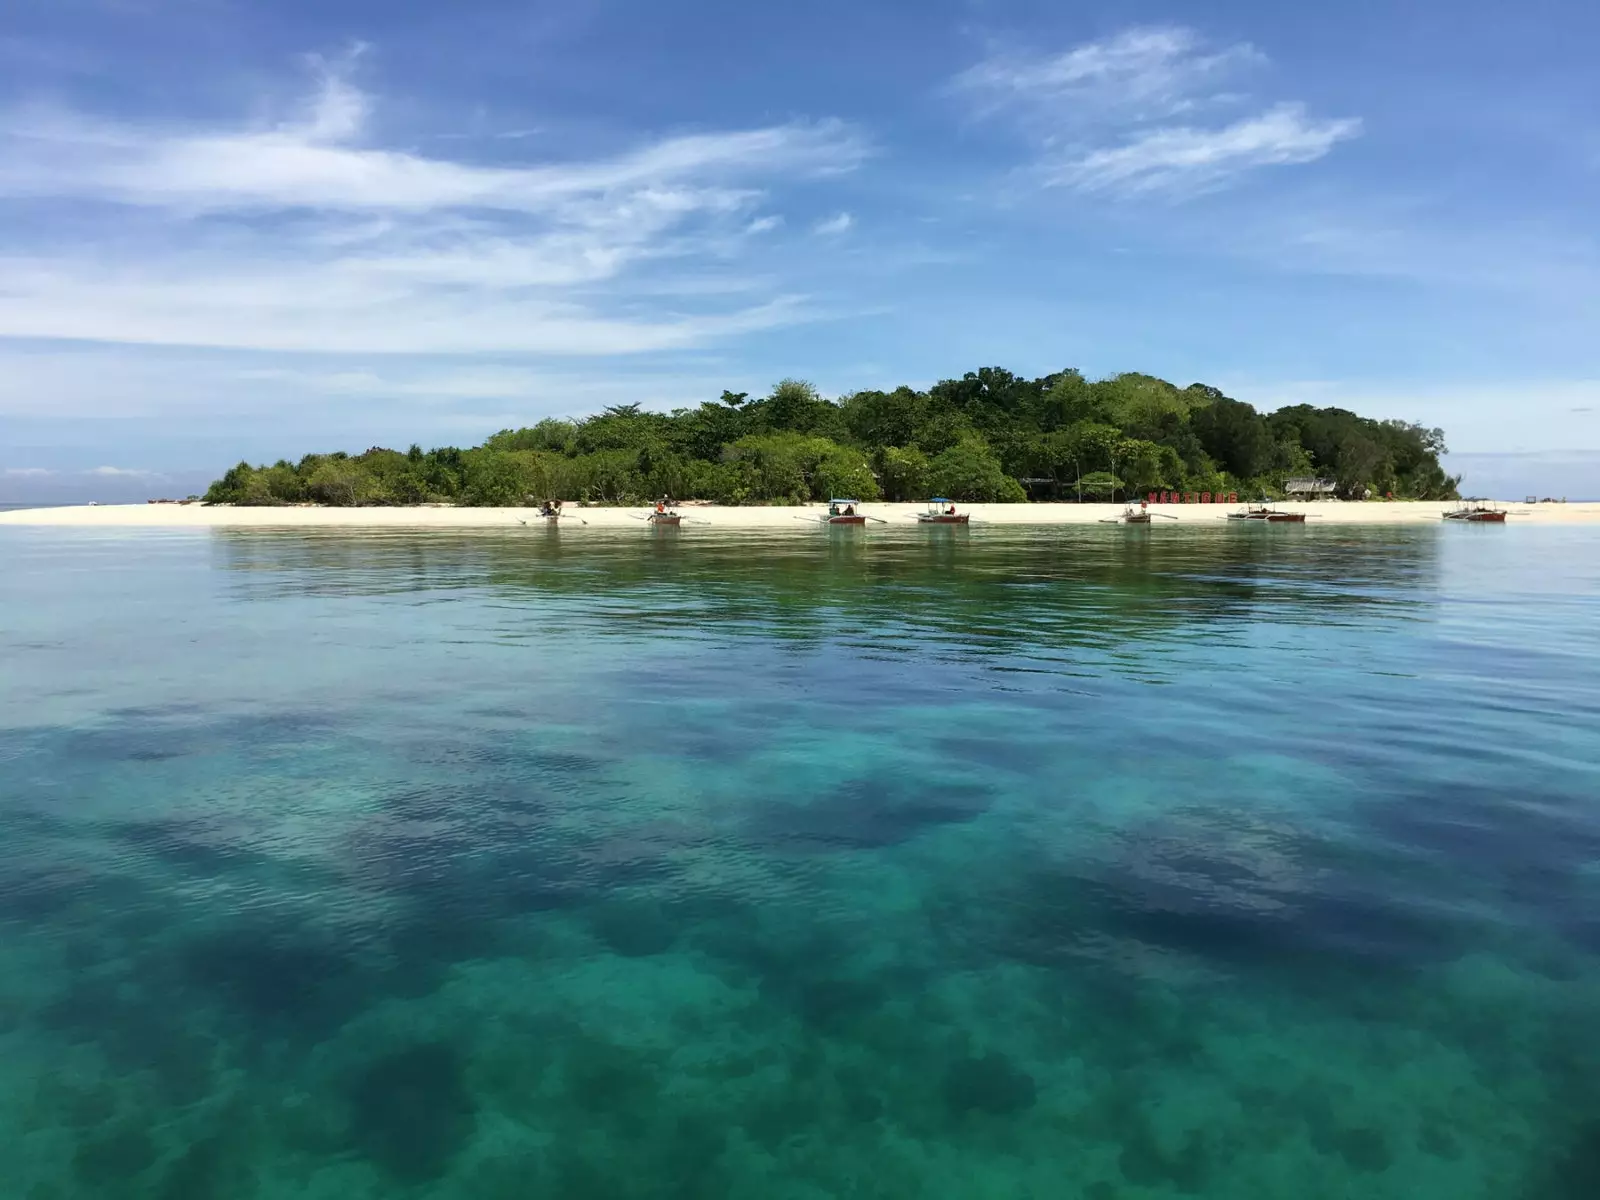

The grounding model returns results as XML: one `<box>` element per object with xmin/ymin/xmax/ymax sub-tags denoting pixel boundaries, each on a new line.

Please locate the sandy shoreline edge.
<box><xmin>4</xmin><ymin>501</ymin><xmax>1599</xmax><ymax>528</ymax></box>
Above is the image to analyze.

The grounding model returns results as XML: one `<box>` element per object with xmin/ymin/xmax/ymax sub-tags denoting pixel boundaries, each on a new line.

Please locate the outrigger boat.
<box><xmin>517</xmin><ymin>499</ymin><xmax>587</xmax><ymax>526</ymax></box>
<box><xmin>640</xmin><ymin>497</ymin><xmax>682</xmax><ymax>526</ymax></box>
<box><xmin>916</xmin><ymin>498</ymin><xmax>970</xmax><ymax>525</ymax></box>
<box><xmin>822</xmin><ymin>499</ymin><xmax>867</xmax><ymax>525</ymax></box>
<box><xmin>1443</xmin><ymin>499</ymin><xmax>1507</xmax><ymax>523</ymax></box>
<box><xmin>1227</xmin><ymin>503</ymin><xmax>1306</xmax><ymax>523</ymax></box>
<box><xmin>1100</xmin><ymin>502</ymin><xmax>1178</xmax><ymax>525</ymax></box>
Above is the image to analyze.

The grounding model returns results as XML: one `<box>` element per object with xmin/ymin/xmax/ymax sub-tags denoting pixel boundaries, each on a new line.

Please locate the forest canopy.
<box><xmin>204</xmin><ymin>369</ymin><xmax>1459</xmax><ymax>507</ymax></box>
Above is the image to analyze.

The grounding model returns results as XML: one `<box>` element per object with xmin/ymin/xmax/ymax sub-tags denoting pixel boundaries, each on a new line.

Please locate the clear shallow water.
<box><xmin>2</xmin><ymin>524</ymin><xmax>1598</xmax><ymax>1199</ymax></box>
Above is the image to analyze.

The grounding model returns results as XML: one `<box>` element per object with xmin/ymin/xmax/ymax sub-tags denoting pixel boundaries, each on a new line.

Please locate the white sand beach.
<box><xmin>4</xmin><ymin>500</ymin><xmax>1598</xmax><ymax>528</ymax></box>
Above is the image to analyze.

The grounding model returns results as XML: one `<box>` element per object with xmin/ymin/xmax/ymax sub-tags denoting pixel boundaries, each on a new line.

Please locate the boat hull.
<box><xmin>1445</xmin><ymin>512</ymin><xmax>1506</xmax><ymax>523</ymax></box>
<box><xmin>647</xmin><ymin>514</ymin><xmax>681</xmax><ymax>526</ymax></box>
<box><xmin>826</xmin><ymin>516</ymin><xmax>867</xmax><ymax>525</ymax></box>
<box><xmin>1228</xmin><ymin>512</ymin><xmax>1306</xmax><ymax>523</ymax></box>
<box><xmin>916</xmin><ymin>514</ymin><xmax>970</xmax><ymax>524</ymax></box>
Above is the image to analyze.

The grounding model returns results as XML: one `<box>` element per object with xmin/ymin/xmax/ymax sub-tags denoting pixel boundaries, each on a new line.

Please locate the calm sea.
<box><xmin>2</xmin><ymin>525</ymin><xmax>1597</xmax><ymax>1199</ymax></box>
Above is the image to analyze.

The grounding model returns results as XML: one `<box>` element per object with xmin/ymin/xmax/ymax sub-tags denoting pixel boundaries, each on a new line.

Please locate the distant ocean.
<box><xmin>2</xmin><ymin>524</ymin><xmax>1597</xmax><ymax>1199</ymax></box>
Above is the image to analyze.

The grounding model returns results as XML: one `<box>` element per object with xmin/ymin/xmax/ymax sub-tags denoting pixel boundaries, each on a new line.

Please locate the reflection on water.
<box><xmin>2</xmin><ymin>524</ymin><xmax>1599</xmax><ymax>1199</ymax></box>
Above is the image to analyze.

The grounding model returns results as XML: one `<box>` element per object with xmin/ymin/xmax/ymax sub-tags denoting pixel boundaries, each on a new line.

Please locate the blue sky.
<box><xmin>2</xmin><ymin>0</ymin><xmax>1597</xmax><ymax>499</ymax></box>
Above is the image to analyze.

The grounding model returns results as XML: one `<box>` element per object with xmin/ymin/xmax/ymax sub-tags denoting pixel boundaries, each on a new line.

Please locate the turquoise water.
<box><xmin>2</xmin><ymin>524</ymin><xmax>1598</xmax><ymax>1199</ymax></box>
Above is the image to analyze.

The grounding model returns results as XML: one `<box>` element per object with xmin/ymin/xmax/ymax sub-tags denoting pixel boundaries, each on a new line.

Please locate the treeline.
<box><xmin>204</xmin><ymin>369</ymin><xmax>1459</xmax><ymax>506</ymax></box>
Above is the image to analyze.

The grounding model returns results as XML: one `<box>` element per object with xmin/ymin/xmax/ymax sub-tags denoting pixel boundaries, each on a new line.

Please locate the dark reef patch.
<box><xmin>1116</xmin><ymin>1119</ymin><xmax>1211</xmax><ymax>1194</ymax></box>
<box><xmin>73</xmin><ymin>1120</ymin><xmax>158</xmax><ymax>1189</ymax></box>
<box><xmin>178</xmin><ymin>927</ymin><xmax>366</xmax><ymax>1038</ymax></box>
<box><xmin>789</xmin><ymin>975</ymin><xmax>887</xmax><ymax>1033</ymax></box>
<box><xmin>749</xmin><ymin>776</ymin><xmax>992</xmax><ymax>852</ymax></box>
<box><xmin>587</xmin><ymin>899</ymin><xmax>678</xmax><ymax>957</ymax></box>
<box><xmin>155</xmin><ymin>1129</ymin><xmax>248</xmax><ymax>1200</ymax></box>
<box><xmin>1325</xmin><ymin>1125</ymin><xmax>1393</xmax><ymax>1173</ymax></box>
<box><xmin>941</xmin><ymin>1052</ymin><xmax>1036</xmax><ymax>1116</ymax></box>
<box><xmin>345</xmin><ymin>1042</ymin><xmax>477</xmax><ymax>1183</ymax></box>
<box><xmin>112</xmin><ymin>817</ymin><xmax>270</xmax><ymax>874</ymax></box>
<box><xmin>987</xmin><ymin>816</ymin><xmax>1478</xmax><ymax>989</ymax></box>
<box><xmin>1524</xmin><ymin>1117</ymin><xmax>1600</xmax><ymax>1199</ymax></box>
<box><xmin>39</xmin><ymin>975</ymin><xmax>218</xmax><ymax>1106</ymax></box>
<box><xmin>563</xmin><ymin>1033</ymin><xmax>663</xmax><ymax>1116</ymax></box>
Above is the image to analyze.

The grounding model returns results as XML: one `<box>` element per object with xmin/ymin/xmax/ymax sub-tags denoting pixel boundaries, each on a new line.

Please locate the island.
<box><xmin>200</xmin><ymin>369</ymin><xmax>1460</xmax><ymax>508</ymax></box>
<box><xmin>6</xmin><ymin>368</ymin><xmax>1596</xmax><ymax>526</ymax></box>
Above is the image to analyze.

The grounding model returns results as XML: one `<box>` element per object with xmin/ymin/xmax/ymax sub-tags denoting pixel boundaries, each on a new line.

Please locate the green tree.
<box><xmin>875</xmin><ymin>445</ymin><xmax>930</xmax><ymax>501</ymax></box>
<box><xmin>1189</xmin><ymin>396</ymin><xmax>1272</xmax><ymax>479</ymax></box>
<box><xmin>460</xmin><ymin>451</ymin><xmax>530</xmax><ymax>506</ymax></box>
<box><xmin>913</xmin><ymin>409</ymin><xmax>974</xmax><ymax>456</ymax></box>
<box><xmin>486</xmin><ymin>419</ymin><xmax>577</xmax><ymax>455</ymax></box>
<box><xmin>1077</xmin><ymin>471</ymin><xmax>1123</xmax><ymax>499</ymax></box>
<box><xmin>751</xmin><ymin>379</ymin><xmax>828</xmax><ymax>435</ymax></box>
<box><xmin>1114</xmin><ymin>439</ymin><xmax>1169</xmax><ymax>496</ymax></box>
<box><xmin>1038</xmin><ymin>370</ymin><xmax>1104</xmax><ymax>430</ymax></box>
<box><xmin>926</xmin><ymin>438</ymin><xmax>1026</xmax><ymax>502</ymax></box>
<box><xmin>723</xmin><ymin>436</ymin><xmax>798</xmax><ymax>502</ymax></box>
<box><xmin>203</xmin><ymin>462</ymin><xmax>254</xmax><ymax>504</ymax></box>
<box><xmin>813</xmin><ymin>449</ymin><xmax>881</xmax><ymax>501</ymax></box>
<box><xmin>1055</xmin><ymin>422</ymin><xmax>1122</xmax><ymax>497</ymax></box>
<box><xmin>304</xmin><ymin>457</ymin><xmax>370</xmax><ymax>506</ymax></box>
<box><xmin>840</xmin><ymin>387</ymin><xmax>927</xmax><ymax>449</ymax></box>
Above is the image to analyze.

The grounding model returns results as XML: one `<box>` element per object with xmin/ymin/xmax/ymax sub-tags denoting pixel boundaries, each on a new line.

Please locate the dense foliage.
<box><xmin>204</xmin><ymin>370</ymin><xmax>1459</xmax><ymax>506</ymax></box>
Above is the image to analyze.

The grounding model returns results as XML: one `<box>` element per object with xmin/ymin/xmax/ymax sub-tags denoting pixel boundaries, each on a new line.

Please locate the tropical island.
<box><xmin>202</xmin><ymin>368</ymin><xmax>1460</xmax><ymax>507</ymax></box>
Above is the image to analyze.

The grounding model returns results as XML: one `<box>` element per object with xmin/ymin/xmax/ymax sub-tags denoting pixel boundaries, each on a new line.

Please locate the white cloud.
<box><xmin>0</xmin><ymin>97</ymin><xmax>861</xmax><ymax>214</ymax></box>
<box><xmin>956</xmin><ymin>25</ymin><xmax>1358</xmax><ymax>197</ymax></box>
<box><xmin>87</xmin><ymin>466</ymin><xmax>166</xmax><ymax>478</ymax></box>
<box><xmin>1055</xmin><ymin>104</ymin><xmax>1361</xmax><ymax>194</ymax></box>
<box><xmin>813</xmin><ymin>212</ymin><xmax>854</xmax><ymax>235</ymax></box>
<box><xmin>957</xmin><ymin>26</ymin><xmax>1262</xmax><ymax>123</ymax></box>
<box><xmin>0</xmin><ymin>57</ymin><xmax>866</xmax><ymax>355</ymax></box>
<box><xmin>0</xmin><ymin>260</ymin><xmax>812</xmax><ymax>353</ymax></box>
<box><xmin>0</xmin><ymin>343</ymin><xmax>756</xmax><ymax>427</ymax></box>
<box><xmin>2</xmin><ymin>466</ymin><xmax>56</xmax><ymax>477</ymax></box>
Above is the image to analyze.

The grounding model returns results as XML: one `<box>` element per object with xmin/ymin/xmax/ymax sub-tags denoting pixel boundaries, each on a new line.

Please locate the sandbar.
<box><xmin>4</xmin><ymin>501</ymin><xmax>1598</xmax><ymax>529</ymax></box>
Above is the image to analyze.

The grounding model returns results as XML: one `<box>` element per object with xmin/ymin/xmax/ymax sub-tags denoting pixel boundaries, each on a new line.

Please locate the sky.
<box><xmin>2</xmin><ymin>0</ymin><xmax>1597</xmax><ymax>501</ymax></box>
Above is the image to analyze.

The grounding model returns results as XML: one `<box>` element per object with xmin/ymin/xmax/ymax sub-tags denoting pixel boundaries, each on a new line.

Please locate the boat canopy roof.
<box><xmin>829</xmin><ymin>498</ymin><xmax>860</xmax><ymax>504</ymax></box>
<box><xmin>929</xmin><ymin>497</ymin><xmax>952</xmax><ymax>504</ymax></box>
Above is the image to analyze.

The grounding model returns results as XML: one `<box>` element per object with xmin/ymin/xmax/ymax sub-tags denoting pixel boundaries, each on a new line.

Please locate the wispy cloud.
<box><xmin>812</xmin><ymin>212</ymin><xmax>854</xmax><ymax>235</ymax></box>
<box><xmin>1057</xmin><ymin>104</ymin><xmax>1361</xmax><ymax>194</ymax></box>
<box><xmin>0</xmin><ymin>61</ymin><xmax>861</xmax><ymax>213</ymax></box>
<box><xmin>0</xmin><ymin>343</ymin><xmax>760</xmax><ymax>427</ymax></box>
<box><xmin>0</xmin><ymin>54</ymin><xmax>867</xmax><ymax>354</ymax></box>
<box><xmin>956</xmin><ymin>25</ymin><xmax>1358</xmax><ymax>197</ymax></box>
<box><xmin>2</xmin><ymin>466</ymin><xmax>56</xmax><ymax>477</ymax></box>
<box><xmin>87</xmin><ymin>465</ymin><xmax>166</xmax><ymax>478</ymax></box>
<box><xmin>956</xmin><ymin>26</ymin><xmax>1261</xmax><ymax>124</ymax></box>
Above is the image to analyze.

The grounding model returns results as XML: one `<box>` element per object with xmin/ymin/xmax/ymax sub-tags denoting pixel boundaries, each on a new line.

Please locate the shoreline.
<box><xmin>4</xmin><ymin>500</ymin><xmax>1600</xmax><ymax>528</ymax></box>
